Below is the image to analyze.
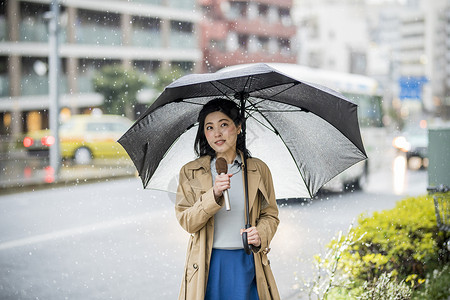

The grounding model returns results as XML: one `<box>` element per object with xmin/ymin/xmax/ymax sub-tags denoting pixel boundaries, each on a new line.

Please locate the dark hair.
<box><xmin>194</xmin><ymin>98</ymin><xmax>250</xmax><ymax>158</ymax></box>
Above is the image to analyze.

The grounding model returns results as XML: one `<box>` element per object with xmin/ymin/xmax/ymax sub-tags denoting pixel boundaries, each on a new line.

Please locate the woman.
<box><xmin>175</xmin><ymin>98</ymin><xmax>280</xmax><ymax>300</ymax></box>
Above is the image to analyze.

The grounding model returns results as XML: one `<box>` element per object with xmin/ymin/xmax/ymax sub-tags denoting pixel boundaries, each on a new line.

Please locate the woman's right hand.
<box><xmin>213</xmin><ymin>173</ymin><xmax>233</xmax><ymax>199</ymax></box>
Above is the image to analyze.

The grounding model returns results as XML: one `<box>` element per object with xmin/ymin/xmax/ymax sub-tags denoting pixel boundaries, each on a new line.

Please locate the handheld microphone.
<box><xmin>215</xmin><ymin>157</ymin><xmax>231</xmax><ymax>211</ymax></box>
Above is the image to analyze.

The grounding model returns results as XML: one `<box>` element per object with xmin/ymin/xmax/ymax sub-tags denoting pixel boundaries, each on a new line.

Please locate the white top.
<box><xmin>211</xmin><ymin>155</ymin><xmax>246</xmax><ymax>249</ymax></box>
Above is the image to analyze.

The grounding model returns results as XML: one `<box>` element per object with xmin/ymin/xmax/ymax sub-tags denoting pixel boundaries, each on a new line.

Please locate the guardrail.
<box><xmin>427</xmin><ymin>185</ymin><xmax>450</xmax><ymax>233</ymax></box>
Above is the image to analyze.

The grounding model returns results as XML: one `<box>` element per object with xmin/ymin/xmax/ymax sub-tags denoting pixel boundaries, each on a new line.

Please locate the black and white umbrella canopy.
<box><xmin>118</xmin><ymin>63</ymin><xmax>367</xmax><ymax>198</ymax></box>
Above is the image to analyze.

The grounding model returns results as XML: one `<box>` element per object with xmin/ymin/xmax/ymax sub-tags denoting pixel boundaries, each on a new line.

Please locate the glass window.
<box><xmin>345</xmin><ymin>93</ymin><xmax>383</xmax><ymax>128</ymax></box>
<box><xmin>111</xmin><ymin>122</ymin><xmax>130</xmax><ymax>132</ymax></box>
<box><xmin>60</xmin><ymin>119</ymin><xmax>76</xmax><ymax>131</ymax></box>
<box><xmin>86</xmin><ymin>122</ymin><xmax>110</xmax><ymax>132</ymax></box>
<box><xmin>75</xmin><ymin>9</ymin><xmax>121</xmax><ymax>45</ymax></box>
<box><xmin>170</xmin><ymin>21</ymin><xmax>193</xmax><ymax>33</ymax></box>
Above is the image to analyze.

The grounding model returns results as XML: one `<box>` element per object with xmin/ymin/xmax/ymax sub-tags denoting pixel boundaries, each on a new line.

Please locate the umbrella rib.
<box><xmin>179</xmin><ymin>99</ymin><xmax>209</xmax><ymax>106</ymax></box>
<box><xmin>246</xmin><ymin>82</ymin><xmax>300</xmax><ymax>105</ymax></box>
<box><xmin>245</xmin><ymin>110</ymin><xmax>277</xmax><ymax>134</ymax></box>
<box><xmin>245</xmin><ymin>98</ymin><xmax>280</xmax><ymax>134</ymax></box>
<box><xmin>246</xmin><ymin>98</ymin><xmax>306</xmax><ymax>113</ymax></box>
<box><xmin>244</xmin><ymin>75</ymin><xmax>254</xmax><ymax>93</ymax></box>
<box><xmin>247</xmin><ymin>99</ymin><xmax>313</xmax><ymax>198</ymax></box>
<box><xmin>248</xmin><ymin>82</ymin><xmax>301</xmax><ymax>108</ymax></box>
<box><xmin>248</xmin><ymin>109</ymin><xmax>306</xmax><ymax>113</ymax></box>
<box><xmin>209</xmin><ymin>80</ymin><xmax>239</xmax><ymax>96</ymax></box>
<box><xmin>266</xmin><ymin>82</ymin><xmax>300</xmax><ymax>99</ymax></box>
<box><xmin>208</xmin><ymin>76</ymin><xmax>254</xmax><ymax>100</ymax></box>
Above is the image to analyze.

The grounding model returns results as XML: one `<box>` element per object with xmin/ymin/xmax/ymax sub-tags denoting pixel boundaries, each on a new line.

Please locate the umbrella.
<box><xmin>118</xmin><ymin>63</ymin><xmax>367</xmax><ymax>252</ymax></box>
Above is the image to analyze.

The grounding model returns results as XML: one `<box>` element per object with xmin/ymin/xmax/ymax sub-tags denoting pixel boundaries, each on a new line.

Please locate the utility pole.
<box><xmin>47</xmin><ymin>0</ymin><xmax>61</xmax><ymax>179</ymax></box>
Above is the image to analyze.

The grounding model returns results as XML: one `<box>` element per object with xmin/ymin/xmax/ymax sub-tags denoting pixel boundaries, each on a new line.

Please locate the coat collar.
<box><xmin>186</xmin><ymin>155</ymin><xmax>211</xmax><ymax>172</ymax></box>
<box><xmin>186</xmin><ymin>151</ymin><xmax>258</xmax><ymax>172</ymax></box>
<box><xmin>186</xmin><ymin>153</ymin><xmax>263</xmax><ymax>214</ymax></box>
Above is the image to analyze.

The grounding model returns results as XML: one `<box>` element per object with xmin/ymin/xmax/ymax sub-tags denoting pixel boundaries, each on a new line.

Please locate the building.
<box><xmin>294</xmin><ymin>0</ymin><xmax>369</xmax><ymax>75</ymax></box>
<box><xmin>198</xmin><ymin>0</ymin><xmax>297</xmax><ymax>72</ymax></box>
<box><xmin>295</xmin><ymin>0</ymin><xmax>450</xmax><ymax>120</ymax></box>
<box><xmin>374</xmin><ymin>0</ymin><xmax>449</xmax><ymax>118</ymax></box>
<box><xmin>365</xmin><ymin>2</ymin><xmax>404</xmax><ymax>119</ymax></box>
<box><xmin>0</xmin><ymin>0</ymin><xmax>201</xmax><ymax>138</ymax></box>
<box><xmin>434</xmin><ymin>1</ymin><xmax>450</xmax><ymax>118</ymax></box>
<box><xmin>396</xmin><ymin>6</ymin><xmax>431</xmax><ymax>114</ymax></box>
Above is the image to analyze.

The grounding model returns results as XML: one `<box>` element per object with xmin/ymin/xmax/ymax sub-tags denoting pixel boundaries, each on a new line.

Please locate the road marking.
<box><xmin>0</xmin><ymin>213</ymin><xmax>152</xmax><ymax>251</ymax></box>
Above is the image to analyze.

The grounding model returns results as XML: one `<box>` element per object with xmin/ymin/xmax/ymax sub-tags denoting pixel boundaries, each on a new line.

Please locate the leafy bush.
<box><xmin>412</xmin><ymin>265</ymin><xmax>450</xmax><ymax>300</ymax></box>
<box><xmin>358</xmin><ymin>272</ymin><xmax>411</xmax><ymax>300</ymax></box>
<box><xmin>303</xmin><ymin>225</ymin><xmax>365</xmax><ymax>299</ymax></box>
<box><xmin>337</xmin><ymin>195</ymin><xmax>441</xmax><ymax>284</ymax></box>
<box><xmin>301</xmin><ymin>195</ymin><xmax>449</xmax><ymax>300</ymax></box>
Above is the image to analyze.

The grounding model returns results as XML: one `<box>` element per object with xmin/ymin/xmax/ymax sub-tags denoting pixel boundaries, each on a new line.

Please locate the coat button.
<box><xmin>193</xmin><ymin>263</ymin><xmax>198</xmax><ymax>269</ymax></box>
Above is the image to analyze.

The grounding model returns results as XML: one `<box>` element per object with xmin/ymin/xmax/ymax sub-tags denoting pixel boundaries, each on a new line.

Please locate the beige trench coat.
<box><xmin>175</xmin><ymin>154</ymin><xmax>280</xmax><ymax>300</ymax></box>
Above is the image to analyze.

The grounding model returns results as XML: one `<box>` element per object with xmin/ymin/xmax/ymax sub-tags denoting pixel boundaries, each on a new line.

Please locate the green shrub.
<box><xmin>412</xmin><ymin>265</ymin><xmax>450</xmax><ymax>300</ymax></box>
<box><xmin>302</xmin><ymin>195</ymin><xmax>449</xmax><ymax>300</ymax></box>
<box><xmin>303</xmin><ymin>225</ymin><xmax>365</xmax><ymax>299</ymax></box>
<box><xmin>359</xmin><ymin>272</ymin><xmax>412</xmax><ymax>300</ymax></box>
<box><xmin>337</xmin><ymin>195</ymin><xmax>441</xmax><ymax>285</ymax></box>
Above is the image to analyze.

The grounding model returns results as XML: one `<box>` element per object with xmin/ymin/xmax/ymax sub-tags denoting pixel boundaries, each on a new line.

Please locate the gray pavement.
<box><xmin>0</xmin><ymin>149</ymin><xmax>430</xmax><ymax>299</ymax></box>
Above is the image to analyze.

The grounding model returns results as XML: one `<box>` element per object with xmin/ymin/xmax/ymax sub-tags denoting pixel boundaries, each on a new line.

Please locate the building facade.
<box><xmin>294</xmin><ymin>0</ymin><xmax>369</xmax><ymax>75</ymax></box>
<box><xmin>295</xmin><ymin>0</ymin><xmax>450</xmax><ymax>120</ymax></box>
<box><xmin>198</xmin><ymin>0</ymin><xmax>297</xmax><ymax>72</ymax></box>
<box><xmin>0</xmin><ymin>0</ymin><xmax>201</xmax><ymax>137</ymax></box>
<box><xmin>380</xmin><ymin>0</ymin><xmax>449</xmax><ymax>118</ymax></box>
<box><xmin>435</xmin><ymin>2</ymin><xmax>450</xmax><ymax>118</ymax></box>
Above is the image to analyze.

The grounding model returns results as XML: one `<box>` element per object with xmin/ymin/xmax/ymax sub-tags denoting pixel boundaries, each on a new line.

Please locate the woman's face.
<box><xmin>204</xmin><ymin>111</ymin><xmax>241</xmax><ymax>161</ymax></box>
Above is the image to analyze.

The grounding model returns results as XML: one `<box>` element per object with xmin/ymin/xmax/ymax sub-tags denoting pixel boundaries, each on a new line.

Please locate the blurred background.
<box><xmin>1</xmin><ymin>1</ymin><xmax>450</xmax><ymax>299</ymax></box>
<box><xmin>0</xmin><ymin>0</ymin><xmax>449</xmax><ymax>188</ymax></box>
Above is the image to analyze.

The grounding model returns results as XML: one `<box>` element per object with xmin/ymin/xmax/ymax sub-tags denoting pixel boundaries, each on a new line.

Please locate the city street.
<box><xmin>0</xmin><ymin>153</ymin><xmax>427</xmax><ymax>300</ymax></box>
<box><xmin>0</xmin><ymin>0</ymin><xmax>446</xmax><ymax>298</ymax></box>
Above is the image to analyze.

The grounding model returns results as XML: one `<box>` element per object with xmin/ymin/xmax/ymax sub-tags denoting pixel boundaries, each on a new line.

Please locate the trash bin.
<box><xmin>428</xmin><ymin>127</ymin><xmax>450</xmax><ymax>187</ymax></box>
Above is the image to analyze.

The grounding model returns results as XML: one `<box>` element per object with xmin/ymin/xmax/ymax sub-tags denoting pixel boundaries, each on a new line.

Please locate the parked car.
<box><xmin>23</xmin><ymin>114</ymin><xmax>133</xmax><ymax>164</ymax></box>
<box><xmin>392</xmin><ymin>122</ymin><xmax>428</xmax><ymax>169</ymax></box>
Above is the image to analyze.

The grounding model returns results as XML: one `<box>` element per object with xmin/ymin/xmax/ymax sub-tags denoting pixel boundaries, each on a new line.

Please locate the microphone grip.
<box><xmin>223</xmin><ymin>190</ymin><xmax>231</xmax><ymax>211</ymax></box>
<box><xmin>218</xmin><ymin>172</ymin><xmax>231</xmax><ymax>211</ymax></box>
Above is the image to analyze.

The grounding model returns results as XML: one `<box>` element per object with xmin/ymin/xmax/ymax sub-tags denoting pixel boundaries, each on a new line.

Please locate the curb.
<box><xmin>0</xmin><ymin>164</ymin><xmax>138</xmax><ymax>195</ymax></box>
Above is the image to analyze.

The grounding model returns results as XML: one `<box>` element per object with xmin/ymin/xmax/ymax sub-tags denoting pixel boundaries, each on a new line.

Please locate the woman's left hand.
<box><xmin>240</xmin><ymin>227</ymin><xmax>261</xmax><ymax>247</ymax></box>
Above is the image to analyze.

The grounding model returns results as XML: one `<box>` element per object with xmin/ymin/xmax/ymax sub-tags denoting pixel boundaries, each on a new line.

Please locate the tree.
<box><xmin>93</xmin><ymin>65</ymin><xmax>148</xmax><ymax>118</ymax></box>
<box><xmin>152</xmin><ymin>67</ymin><xmax>185</xmax><ymax>94</ymax></box>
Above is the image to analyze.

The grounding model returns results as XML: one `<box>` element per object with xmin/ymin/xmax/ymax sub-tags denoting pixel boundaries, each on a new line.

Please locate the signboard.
<box><xmin>398</xmin><ymin>76</ymin><xmax>428</xmax><ymax>100</ymax></box>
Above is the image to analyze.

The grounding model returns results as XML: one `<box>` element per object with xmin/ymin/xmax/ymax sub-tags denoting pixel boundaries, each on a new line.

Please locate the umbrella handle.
<box><xmin>242</xmin><ymin>224</ymin><xmax>256</xmax><ymax>255</ymax></box>
<box><xmin>240</xmin><ymin>98</ymin><xmax>256</xmax><ymax>255</ymax></box>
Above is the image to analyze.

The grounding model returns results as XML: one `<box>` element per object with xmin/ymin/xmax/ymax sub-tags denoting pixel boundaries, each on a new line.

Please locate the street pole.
<box><xmin>48</xmin><ymin>0</ymin><xmax>61</xmax><ymax>179</ymax></box>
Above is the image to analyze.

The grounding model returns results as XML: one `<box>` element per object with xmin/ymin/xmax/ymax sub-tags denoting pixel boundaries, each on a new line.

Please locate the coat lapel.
<box><xmin>188</xmin><ymin>154</ymin><xmax>266</xmax><ymax>222</ymax></box>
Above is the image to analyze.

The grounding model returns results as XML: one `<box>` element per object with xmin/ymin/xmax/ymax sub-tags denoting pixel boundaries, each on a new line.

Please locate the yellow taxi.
<box><xmin>23</xmin><ymin>114</ymin><xmax>133</xmax><ymax>164</ymax></box>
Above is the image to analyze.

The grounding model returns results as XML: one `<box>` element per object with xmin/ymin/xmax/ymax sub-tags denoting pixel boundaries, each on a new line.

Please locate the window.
<box><xmin>76</xmin><ymin>9</ymin><xmax>121</xmax><ymax>45</ymax></box>
<box><xmin>170</xmin><ymin>21</ymin><xmax>193</xmax><ymax>33</ymax></box>
<box><xmin>111</xmin><ymin>122</ymin><xmax>130</xmax><ymax>132</ymax></box>
<box><xmin>238</xmin><ymin>34</ymin><xmax>248</xmax><ymax>50</ymax></box>
<box><xmin>87</xmin><ymin>122</ymin><xmax>111</xmax><ymax>132</ymax></box>
<box><xmin>279</xmin><ymin>8</ymin><xmax>292</xmax><ymax>26</ymax></box>
<box><xmin>132</xmin><ymin>16</ymin><xmax>161</xmax><ymax>31</ymax></box>
<box><xmin>258</xmin><ymin>4</ymin><xmax>268</xmax><ymax>18</ymax></box>
<box><xmin>209</xmin><ymin>39</ymin><xmax>226</xmax><ymax>52</ymax></box>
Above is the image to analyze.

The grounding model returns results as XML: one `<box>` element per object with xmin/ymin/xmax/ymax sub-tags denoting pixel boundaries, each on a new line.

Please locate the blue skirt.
<box><xmin>205</xmin><ymin>248</ymin><xmax>259</xmax><ymax>300</ymax></box>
